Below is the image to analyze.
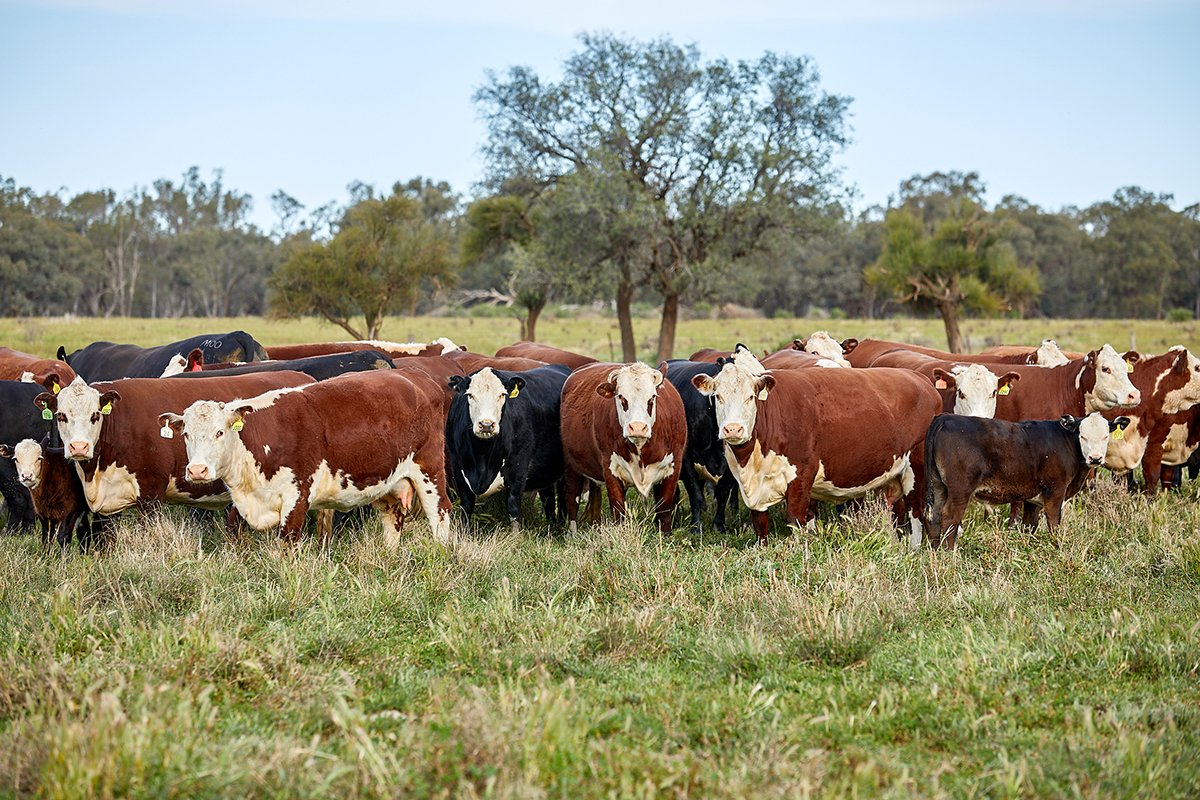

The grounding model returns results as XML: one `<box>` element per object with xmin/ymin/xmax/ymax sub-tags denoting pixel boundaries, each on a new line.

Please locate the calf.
<box><xmin>445</xmin><ymin>364</ymin><xmax>572</xmax><ymax>525</ymax></box>
<box><xmin>664</xmin><ymin>360</ymin><xmax>739</xmax><ymax>535</ymax></box>
<box><xmin>924</xmin><ymin>412</ymin><xmax>1130</xmax><ymax>548</ymax></box>
<box><xmin>0</xmin><ymin>380</ymin><xmax>59</xmax><ymax>533</ymax></box>
<box><xmin>160</xmin><ymin>370</ymin><xmax>452</xmax><ymax>544</ymax></box>
<box><xmin>0</xmin><ymin>438</ymin><xmax>92</xmax><ymax>548</ymax></box>
<box><xmin>693</xmin><ymin>362</ymin><xmax>942</xmax><ymax>545</ymax></box>
<box><xmin>561</xmin><ymin>362</ymin><xmax>687</xmax><ymax>532</ymax></box>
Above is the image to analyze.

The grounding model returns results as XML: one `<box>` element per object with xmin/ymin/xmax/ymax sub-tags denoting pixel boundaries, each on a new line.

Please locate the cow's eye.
<box><xmin>647</xmin><ymin>397</ymin><xmax>655</xmax><ymax>415</ymax></box>
<box><xmin>619</xmin><ymin>396</ymin><xmax>629</xmax><ymax>411</ymax></box>
<box><xmin>56</xmin><ymin>413</ymin><xmax>66</xmax><ymax>423</ymax></box>
<box><xmin>183</xmin><ymin>432</ymin><xmax>189</xmax><ymax>440</ymax></box>
<box><xmin>958</xmin><ymin>391</ymin><xmax>965</xmax><ymax>399</ymax></box>
<box><xmin>90</xmin><ymin>412</ymin><xmax>100</xmax><ymax>423</ymax></box>
<box><xmin>1102</xmin><ymin>367</ymin><xmax>1111</xmax><ymax>373</ymax></box>
<box><xmin>215</xmin><ymin>430</ymin><xmax>223</xmax><ymax>438</ymax></box>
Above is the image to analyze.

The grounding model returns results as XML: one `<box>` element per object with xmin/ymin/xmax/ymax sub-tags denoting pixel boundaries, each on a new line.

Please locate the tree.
<box><xmin>269</xmin><ymin>186</ymin><xmax>456</xmax><ymax>339</ymax></box>
<box><xmin>475</xmin><ymin>32</ymin><xmax>851</xmax><ymax>361</ymax></box>
<box><xmin>459</xmin><ymin>194</ymin><xmax>549</xmax><ymax>340</ymax></box>
<box><xmin>865</xmin><ymin>193</ymin><xmax>1040</xmax><ymax>353</ymax></box>
<box><xmin>1085</xmin><ymin>187</ymin><xmax>1184</xmax><ymax>318</ymax></box>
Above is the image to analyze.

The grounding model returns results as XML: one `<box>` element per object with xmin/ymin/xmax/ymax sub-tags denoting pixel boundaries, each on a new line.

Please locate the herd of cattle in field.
<box><xmin>1</xmin><ymin>327</ymin><xmax>1199</xmax><ymax>552</ymax></box>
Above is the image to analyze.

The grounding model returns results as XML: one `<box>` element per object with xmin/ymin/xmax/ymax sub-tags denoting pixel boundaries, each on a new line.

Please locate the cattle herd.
<box><xmin>1</xmin><ymin>327</ymin><xmax>1199</xmax><ymax>552</ymax></box>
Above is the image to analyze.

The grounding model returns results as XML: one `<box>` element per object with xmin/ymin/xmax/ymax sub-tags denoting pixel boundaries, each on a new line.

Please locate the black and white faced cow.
<box><xmin>445</xmin><ymin>364</ymin><xmax>572</xmax><ymax>526</ymax></box>
<box><xmin>924</xmin><ymin>412</ymin><xmax>1131</xmax><ymax>548</ymax></box>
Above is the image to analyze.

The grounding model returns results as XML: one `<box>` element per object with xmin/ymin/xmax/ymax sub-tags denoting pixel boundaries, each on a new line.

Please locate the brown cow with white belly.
<box><xmin>693</xmin><ymin>361</ymin><xmax>943</xmax><ymax>546</ymax></box>
<box><xmin>560</xmin><ymin>362</ymin><xmax>686</xmax><ymax>533</ymax></box>
<box><xmin>159</xmin><ymin>370</ymin><xmax>453</xmax><ymax>545</ymax></box>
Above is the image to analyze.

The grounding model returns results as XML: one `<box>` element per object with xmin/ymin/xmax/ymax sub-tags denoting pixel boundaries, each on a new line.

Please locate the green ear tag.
<box><xmin>1112</xmin><ymin>428</ymin><xmax>1124</xmax><ymax>440</ymax></box>
<box><xmin>100</xmin><ymin>402</ymin><xmax>112</xmax><ymax>415</ymax></box>
<box><xmin>510</xmin><ymin>385</ymin><xmax>520</xmax><ymax>398</ymax></box>
<box><xmin>231</xmin><ymin>419</ymin><xmax>244</xmax><ymax>432</ymax></box>
<box><xmin>42</xmin><ymin>407</ymin><xmax>53</xmax><ymax>420</ymax></box>
<box><xmin>998</xmin><ymin>385</ymin><xmax>1010</xmax><ymax>396</ymax></box>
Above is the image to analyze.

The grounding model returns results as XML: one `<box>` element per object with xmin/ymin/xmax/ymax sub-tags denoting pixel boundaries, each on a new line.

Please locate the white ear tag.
<box><xmin>160</xmin><ymin>425</ymin><xmax>173</xmax><ymax>439</ymax></box>
<box><xmin>757</xmin><ymin>389</ymin><xmax>769</xmax><ymax>401</ymax></box>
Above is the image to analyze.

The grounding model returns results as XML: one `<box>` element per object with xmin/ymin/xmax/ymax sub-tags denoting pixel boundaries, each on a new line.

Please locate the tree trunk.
<box><xmin>656</xmin><ymin>290</ymin><xmax>679</xmax><ymax>364</ymax></box>
<box><xmin>937</xmin><ymin>300</ymin><xmax>965</xmax><ymax>353</ymax></box>
<box><xmin>616</xmin><ymin>279</ymin><xmax>636</xmax><ymax>362</ymax></box>
<box><xmin>524</xmin><ymin>293</ymin><xmax>546</xmax><ymax>342</ymax></box>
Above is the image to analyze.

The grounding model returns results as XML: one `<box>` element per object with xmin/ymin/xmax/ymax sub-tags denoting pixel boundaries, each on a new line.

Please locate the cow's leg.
<box><xmin>1021</xmin><ymin>501</ymin><xmax>1042</xmax><ymax>532</ymax></box>
<box><xmin>278</xmin><ymin>501</ymin><xmax>311</xmax><ymax>544</ymax></box>
<box><xmin>411</xmin><ymin>461</ymin><xmax>454</xmax><ymax>546</ymax></box>
<box><xmin>1143</xmin><ymin>449</ymin><xmax>1165</xmax><ymax>495</ymax></box>
<box><xmin>604</xmin><ymin>472</ymin><xmax>627</xmax><ymax>523</ymax></box>
<box><xmin>504</xmin><ymin>469</ymin><xmax>528</xmax><ymax>528</ymax></box>
<box><xmin>713</xmin><ymin>472</ymin><xmax>736</xmax><ymax>534</ymax></box>
<box><xmin>564</xmin><ymin>467</ymin><xmax>583</xmax><ymax>533</ymax></box>
<box><xmin>652</xmin><ymin>471</ymin><xmax>679</xmax><ymax>533</ymax></box>
<box><xmin>934</xmin><ymin>489</ymin><xmax>973</xmax><ymax>550</ymax></box>
<box><xmin>457</xmin><ymin>488</ymin><xmax>477</xmax><ymax>525</ymax></box>
<box><xmin>750</xmin><ymin>509</ymin><xmax>771</xmax><ymax>545</ymax></box>
<box><xmin>679</xmin><ymin>461</ymin><xmax>705</xmax><ymax>535</ymax></box>
<box><xmin>225</xmin><ymin>505</ymin><xmax>246</xmax><ymax>537</ymax></box>
<box><xmin>1006</xmin><ymin>502</ymin><xmax>1021</xmax><ymax>528</ymax></box>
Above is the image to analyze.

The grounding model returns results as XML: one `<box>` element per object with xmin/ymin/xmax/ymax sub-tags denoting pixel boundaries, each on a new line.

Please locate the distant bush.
<box><xmin>1168</xmin><ymin>308</ymin><xmax>1193</xmax><ymax>323</ymax></box>
<box><xmin>771</xmin><ymin>308</ymin><xmax>793</xmax><ymax>320</ymax></box>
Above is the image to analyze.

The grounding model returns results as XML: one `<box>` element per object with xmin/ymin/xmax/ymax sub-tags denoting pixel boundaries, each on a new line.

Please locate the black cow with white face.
<box><xmin>58</xmin><ymin>330</ymin><xmax>269</xmax><ymax>382</ymax></box>
<box><xmin>446</xmin><ymin>364</ymin><xmax>571</xmax><ymax>526</ymax></box>
<box><xmin>664</xmin><ymin>359</ymin><xmax>738</xmax><ymax>536</ymax></box>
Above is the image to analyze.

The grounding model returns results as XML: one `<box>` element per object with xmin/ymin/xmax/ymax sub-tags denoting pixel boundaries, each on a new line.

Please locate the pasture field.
<box><xmin>0</xmin><ymin>315</ymin><xmax>1199</xmax><ymax>797</ymax></box>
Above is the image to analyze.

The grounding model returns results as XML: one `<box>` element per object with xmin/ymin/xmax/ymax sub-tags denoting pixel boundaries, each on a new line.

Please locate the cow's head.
<box><xmin>1159</xmin><ymin>346</ymin><xmax>1200</xmax><ymax>415</ymax></box>
<box><xmin>730</xmin><ymin>345</ymin><xmax>767</xmax><ymax>376</ymax></box>
<box><xmin>1062</xmin><ymin>413</ymin><xmax>1130</xmax><ymax>467</ymax></box>
<box><xmin>34</xmin><ymin>376</ymin><xmax>119</xmax><ymax>461</ymax></box>
<box><xmin>802</xmin><ymin>331</ymin><xmax>852</xmax><ymax>366</ymax></box>
<box><xmin>1033</xmin><ymin>339</ymin><xmax>1070</xmax><ymax>367</ymax></box>
<box><xmin>0</xmin><ymin>438</ymin><xmax>45</xmax><ymax>488</ymax></box>
<box><xmin>692</xmin><ymin>362</ymin><xmax>775</xmax><ymax>446</ymax></box>
<box><xmin>597</xmin><ymin>362</ymin><xmax>667</xmax><ymax>445</ymax></box>
<box><xmin>160</xmin><ymin>400</ymin><xmax>248</xmax><ymax>484</ymax></box>
<box><xmin>451</xmin><ymin>367</ymin><xmax>525</xmax><ymax>439</ymax></box>
<box><xmin>934</xmin><ymin>364</ymin><xmax>1020</xmax><ymax>418</ymax></box>
<box><xmin>1086</xmin><ymin>344</ymin><xmax>1141</xmax><ymax>409</ymax></box>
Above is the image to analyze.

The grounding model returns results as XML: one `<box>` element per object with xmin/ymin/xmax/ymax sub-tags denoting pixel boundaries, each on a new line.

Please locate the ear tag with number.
<box><xmin>160</xmin><ymin>425</ymin><xmax>173</xmax><ymax>439</ymax></box>
<box><xmin>52</xmin><ymin>381</ymin><xmax>60</xmax><ymax>394</ymax></box>
<box><xmin>757</xmin><ymin>389</ymin><xmax>769</xmax><ymax>401</ymax></box>
<box><xmin>510</xmin><ymin>385</ymin><xmax>520</xmax><ymax>398</ymax></box>
<box><xmin>998</xmin><ymin>385</ymin><xmax>1010</xmax><ymax>396</ymax></box>
<box><xmin>100</xmin><ymin>402</ymin><xmax>112</xmax><ymax>415</ymax></box>
<box><xmin>231</xmin><ymin>419</ymin><xmax>244</xmax><ymax>432</ymax></box>
<box><xmin>1112</xmin><ymin>428</ymin><xmax>1124</xmax><ymax>440</ymax></box>
<box><xmin>1126</xmin><ymin>360</ymin><xmax>1134</xmax><ymax>373</ymax></box>
<box><xmin>42</xmin><ymin>407</ymin><xmax>53</xmax><ymax>420</ymax></box>
<box><xmin>935</xmin><ymin>378</ymin><xmax>947</xmax><ymax>389</ymax></box>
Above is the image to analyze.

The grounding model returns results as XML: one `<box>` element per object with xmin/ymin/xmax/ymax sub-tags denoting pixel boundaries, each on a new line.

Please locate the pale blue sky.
<box><xmin>2</xmin><ymin>1</ymin><xmax>1197</xmax><ymax>232</ymax></box>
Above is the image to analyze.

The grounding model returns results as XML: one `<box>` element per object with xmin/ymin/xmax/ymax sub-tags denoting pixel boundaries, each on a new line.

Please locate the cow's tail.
<box><xmin>923</xmin><ymin>413</ymin><xmax>951</xmax><ymax>528</ymax></box>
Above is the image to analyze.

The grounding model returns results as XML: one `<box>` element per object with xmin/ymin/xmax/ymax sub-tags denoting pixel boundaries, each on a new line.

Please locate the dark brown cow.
<box><xmin>560</xmin><ymin>362</ymin><xmax>686</xmax><ymax>532</ymax></box>
<box><xmin>160</xmin><ymin>370</ymin><xmax>452</xmax><ymax>544</ymax></box>
<box><xmin>0</xmin><ymin>437</ymin><xmax>92</xmax><ymax>548</ymax></box>
<box><xmin>34</xmin><ymin>372</ymin><xmax>316</xmax><ymax>515</ymax></box>
<box><xmin>0</xmin><ymin>346</ymin><xmax>77</xmax><ymax>386</ymax></box>
<box><xmin>264</xmin><ymin>337</ymin><xmax>462</xmax><ymax>361</ymax></box>
<box><xmin>1100</xmin><ymin>347</ymin><xmax>1200</xmax><ymax>478</ymax></box>
<box><xmin>693</xmin><ymin>362</ymin><xmax>943</xmax><ymax>545</ymax></box>
<box><xmin>444</xmin><ymin>351</ymin><xmax>549</xmax><ymax>374</ymax></box>
<box><xmin>867</xmin><ymin>348</ymin><xmax>1020</xmax><ymax>417</ymax></box>
<box><xmin>494</xmin><ymin>342</ymin><xmax>597</xmax><ymax>369</ymax></box>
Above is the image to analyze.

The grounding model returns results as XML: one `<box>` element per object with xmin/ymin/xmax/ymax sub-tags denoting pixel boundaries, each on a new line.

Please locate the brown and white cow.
<box><xmin>160</xmin><ymin>370</ymin><xmax>452</xmax><ymax>545</ymax></box>
<box><xmin>560</xmin><ymin>362</ymin><xmax>686</xmax><ymax>532</ymax></box>
<box><xmin>1140</xmin><ymin>403</ymin><xmax>1200</xmax><ymax>494</ymax></box>
<box><xmin>494</xmin><ymin>342</ymin><xmax>597</xmax><ymax>370</ymax></box>
<box><xmin>0</xmin><ymin>346</ymin><xmax>77</xmax><ymax>386</ymax></box>
<box><xmin>34</xmin><ymin>372</ymin><xmax>316</xmax><ymax>515</ymax></box>
<box><xmin>1099</xmin><ymin>346</ymin><xmax>1200</xmax><ymax>476</ymax></box>
<box><xmin>849</xmin><ymin>338</ymin><xmax>1078</xmax><ymax>370</ymax></box>
<box><xmin>992</xmin><ymin>345</ymin><xmax>1141</xmax><ymax>422</ymax></box>
<box><xmin>867</xmin><ymin>348</ymin><xmax>1020</xmax><ymax>417</ymax></box>
<box><xmin>978</xmin><ymin>339</ymin><xmax>1079</xmax><ymax>366</ymax></box>
<box><xmin>798</xmin><ymin>331</ymin><xmax>853</xmax><ymax>366</ymax></box>
<box><xmin>693</xmin><ymin>362</ymin><xmax>943</xmax><ymax>545</ymax></box>
<box><xmin>443</xmin><ymin>351</ymin><xmax>549</xmax><ymax>374</ymax></box>
<box><xmin>0</xmin><ymin>438</ymin><xmax>92</xmax><ymax>548</ymax></box>
<box><xmin>264</xmin><ymin>337</ymin><xmax>462</xmax><ymax>362</ymax></box>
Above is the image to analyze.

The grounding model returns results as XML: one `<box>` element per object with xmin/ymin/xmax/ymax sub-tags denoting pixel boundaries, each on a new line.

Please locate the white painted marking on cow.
<box><xmin>724</xmin><ymin>439</ymin><xmax>797</xmax><ymax>511</ymax></box>
<box><xmin>608</xmin><ymin>451</ymin><xmax>675</xmax><ymax>499</ymax></box>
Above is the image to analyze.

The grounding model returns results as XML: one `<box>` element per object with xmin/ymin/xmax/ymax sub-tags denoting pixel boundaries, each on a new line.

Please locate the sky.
<box><xmin>2</xmin><ymin>0</ymin><xmax>1197</xmax><ymax>233</ymax></box>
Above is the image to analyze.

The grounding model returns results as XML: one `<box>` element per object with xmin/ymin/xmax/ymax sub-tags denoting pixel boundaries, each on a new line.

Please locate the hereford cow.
<box><xmin>978</xmin><ymin>339</ymin><xmax>1080</xmax><ymax>366</ymax></box>
<box><xmin>159</xmin><ymin>370</ymin><xmax>452</xmax><ymax>544</ymax></box>
<box><xmin>692</xmin><ymin>362</ymin><xmax>943</xmax><ymax>545</ymax></box>
<box><xmin>34</xmin><ymin>372</ymin><xmax>315</xmax><ymax>515</ymax></box>
<box><xmin>0</xmin><ymin>380</ymin><xmax>59</xmax><ymax>532</ymax></box>
<box><xmin>561</xmin><ymin>362</ymin><xmax>687</xmax><ymax>532</ymax></box>
<box><xmin>867</xmin><ymin>348</ymin><xmax>1020</xmax><ymax>417</ymax></box>
<box><xmin>992</xmin><ymin>345</ymin><xmax>1141</xmax><ymax>422</ymax></box>
<box><xmin>664</xmin><ymin>360</ymin><xmax>738</xmax><ymax>535</ymax></box>
<box><xmin>445</xmin><ymin>364</ymin><xmax>572</xmax><ymax>525</ymax></box>
<box><xmin>0</xmin><ymin>438</ymin><xmax>93</xmax><ymax>548</ymax></box>
<box><xmin>59</xmin><ymin>331</ymin><xmax>269</xmax><ymax>382</ymax></box>
<box><xmin>1140</xmin><ymin>404</ymin><xmax>1200</xmax><ymax>494</ymax></box>
<box><xmin>444</xmin><ymin>351</ymin><xmax>549</xmax><ymax>374</ymax></box>
<box><xmin>848</xmin><ymin>338</ymin><xmax>1076</xmax><ymax>369</ymax></box>
<box><xmin>0</xmin><ymin>346</ymin><xmax>77</xmax><ymax>386</ymax></box>
<box><xmin>924</xmin><ymin>412</ymin><xmax>1130</xmax><ymax>548</ymax></box>
<box><xmin>797</xmin><ymin>331</ymin><xmax>854</xmax><ymax>366</ymax></box>
<box><xmin>263</xmin><ymin>337</ymin><xmax>462</xmax><ymax>361</ymax></box>
<box><xmin>494</xmin><ymin>342</ymin><xmax>597</xmax><ymax>370</ymax></box>
<box><xmin>1099</xmin><ymin>346</ymin><xmax>1200</xmax><ymax>477</ymax></box>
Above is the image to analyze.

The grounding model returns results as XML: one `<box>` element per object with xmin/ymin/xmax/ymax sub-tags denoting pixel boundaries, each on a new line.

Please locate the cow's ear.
<box><xmin>596</xmin><ymin>381</ymin><xmax>617</xmax><ymax>399</ymax></box>
<box><xmin>715</xmin><ymin>356</ymin><xmax>729</xmax><ymax>368</ymax></box>
<box><xmin>508</xmin><ymin>376</ymin><xmax>526</xmax><ymax>398</ymax></box>
<box><xmin>34</xmin><ymin>392</ymin><xmax>57</xmax><ymax>414</ymax></box>
<box><xmin>734</xmin><ymin>342</ymin><xmax>751</xmax><ymax>355</ymax></box>
<box><xmin>1172</xmin><ymin>349</ymin><xmax>1190</xmax><ymax>372</ymax></box>
<box><xmin>998</xmin><ymin>372</ymin><xmax>1021</xmax><ymax>392</ymax></box>
<box><xmin>790</xmin><ymin>339</ymin><xmax>804</xmax><ymax>351</ymax></box>
<box><xmin>755</xmin><ymin>374</ymin><xmax>776</xmax><ymax>401</ymax></box>
<box><xmin>39</xmin><ymin>433</ymin><xmax>51</xmax><ymax>448</ymax></box>
<box><xmin>98</xmin><ymin>390</ymin><xmax>121</xmax><ymax>414</ymax></box>
<box><xmin>228</xmin><ymin>405</ymin><xmax>255</xmax><ymax>431</ymax></box>
<box><xmin>157</xmin><ymin>412</ymin><xmax>186</xmax><ymax>433</ymax></box>
<box><xmin>1059</xmin><ymin>415</ymin><xmax>1081</xmax><ymax>432</ymax></box>
<box><xmin>57</xmin><ymin>346</ymin><xmax>67</xmax><ymax>362</ymax></box>
<box><xmin>932</xmin><ymin>368</ymin><xmax>955</xmax><ymax>390</ymax></box>
<box><xmin>840</xmin><ymin>338</ymin><xmax>859</xmax><ymax>355</ymax></box>
<box><xmin>187</xmin><ymin>348</ymin><xmax>205</xmax><ymax>371</ymax></box>
<box><xmin>40</xmin><ymin>372</ymin><xmax>64</xmax><ymax>394</ymax></box>
<box><xmin>1110</xmin><ymin>416</ymin><xmax>1131</xmax><ymax>432</ymax></box>
<box><xmin>0</xmin><ymin>444</ymin><xmax>11</xmax><ymax>459</ymax></box>
<box><xmin>692</xmin><ymin>374</ymin><xmax>716</xmax><ymax>396</ymax></box>
<box><xmin>653</xmin><ymin>363</ymin><xmax>667</xmax><ymax>386</ymax></box>
<box><xmin>447</xmin><ymin>375</ymin><xmax>468</xmax><ymax>393</ymax></box>
<box><xmin>1086</xmin><ymin>349</ymin><xmax>1099</xmax><ymax>368</ymax></box>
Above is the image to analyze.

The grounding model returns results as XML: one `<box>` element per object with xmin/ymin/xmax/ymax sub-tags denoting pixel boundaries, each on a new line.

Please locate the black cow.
<box><xmin>445</xmin><ymin>364</ymin><xmax>571</xmax><ymax>526</ymax></box>
<box><xmin>664</xmin><ymin>359</ymin><xmax>738</xmax><ymax>535</ymax></box>
<box><xmin>58</xmin><ymin>330</ymin><xmax>269</xmax><ymax>382</ymax></box>
<box><xmin>924</xmin><ymin>412</ymin><xmax>1130</xmax><ymax>549</ymax></box>
<box><xmin>171</xmin><ymin>350</ymin><xmax>395</xmax><ymax>382</ymax></box>
<box><xmin>0</xmin><ymin>381</ymin><xmax>59</xmax><ymax>533</ymax></box>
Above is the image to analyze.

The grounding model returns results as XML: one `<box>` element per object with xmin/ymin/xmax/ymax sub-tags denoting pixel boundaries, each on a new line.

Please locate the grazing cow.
<box><xmin>560</xmin><ymin>362</ymin><xmax>687</xmax><ymax>532</ymax></box>
<box><xmin>992</xmin><ymin>345</ymin><xmax>1141</xmax><ymax>422</ymax></box>
<box><xmin>692</xmin><ymin>362</ymin><xmax>942</xmax><ymax>545</ymax></box>
<box><xmin>59</xmin><ymin>331</ymin><xmax>269</xmax><ymax>382</ymax></box>
<box><xmin>0</xmin><ymin>346</ymin><xmax>77</xmax><ymax>386</ymax></box>
<box><xmin>0</xmin><ymin>380</ymin><xmax>59</xmax><ymax>532</ymax></box>
<box><xmin>263</xmin><ymin>337</ymin><xmax>462</xmax><ymax>361</ymax></box>
<box><xmin>1099</xmin><ymin>347</ymin><xmax>1200</xmax><ymax>477</ymax></box>
<box><xmin>444</xmin><ymin>351</ymin><xmax>549</xmax><ymax>373</ymax></box>
<box><xmin>663</xmin><ymin>360</ymin><xmax>738</xmax><ymax>535</ymax></box>
<box><xmin>160</xmin><ymin>370</ymin><xmax>452</xmax><ymax>544</ymax></box>
<box><xmin>445</xmin><ymin>364</ymin><xmax>572</xmax><ymax>525</ymax></box>
<box><xmin>171</xmin><ymin>350</ymin><xmax>395</xmax><ymax>382</ymax></box>
<box><xmin>924</xmin><ymin>412</ymin><xmax>1130</xmax><ymax>548</ymax></box>
<box><xmin>0</xmin><ymin>438</ymin><xmax>92</xmax><ymax>548</ymax></box>
<box><xmin>867</xmin><ymin>348</ymin><xmax>1020</xmax><ymax>417</ymax></box>
<box><xmin>978</xmin><ymin>339</ymin><xmax>1080</xmax><ymax>366</ymax></box>
<box><xmin>494</xmin><ymin>342</ymin><xmax>597</xmax><ymax>370</ymax></box>
<box><xmin>34</xmin><ymin>372</ymin><xmax>316</xmax><ymax>515</ymax></box>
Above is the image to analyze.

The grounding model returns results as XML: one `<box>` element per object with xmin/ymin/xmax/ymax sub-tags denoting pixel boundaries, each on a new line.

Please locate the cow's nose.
<box><xmin>68</xmin><ymin>441</ymin><xmax>89</xmax><ymax>458</ymax></box>
<box><xmin>478</xmin><ymin>419</ymin><xmax>495</xmax><ymax>433</ymax></box>
<box><xmin>1088</xmin><ymin>456</ymin><xmax>1103</xmax><ymax>466</ymax></box>
<box><xmin>722</xmin><ymin>423</ymin><xmax>745</xmax><ymax>441</ymax></box>
<box><xmin>1126</xmin><ymin>390</ymin><xmax>1141</xmax><ymax>406</ymax></box>
<box><xmin>627</xmin><ymin>421</ymin><xmax>649</xmax><ymax>439</ymax></box>
<box><xmin>187</xmin><ymin>464</ymin><xmax>210</xmax><ymax>482</ymax></box>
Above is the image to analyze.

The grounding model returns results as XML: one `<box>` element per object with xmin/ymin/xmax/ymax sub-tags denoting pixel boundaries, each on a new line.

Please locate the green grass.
<box><xmin>0</xmin><ymin>475</ymin><xmax>1197</xmax><ymax>798</ymax></box>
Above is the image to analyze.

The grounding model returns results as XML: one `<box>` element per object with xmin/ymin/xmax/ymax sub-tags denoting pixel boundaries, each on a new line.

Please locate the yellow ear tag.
<box><xmin>52</xmin><ymin>382</ymin><xmax>60</xmax><ymax>394</ymax></box>
<box><xmin>510</xmin><ymin>385</ymin><xmax>520</xmax><ymax>398</ymax></box>
<box><xmin>935</xmin><ymin>378</ymin><xmax>947</xmax><ymax>389</ymax></box>
<box><xmin>1126</xmin><ymin>360</ymin><xmax>1134</xmax><ymax>373</ymax></box>
<box><xmin>231</xmin><ymin>419</ymin><xmax>244</xmax><ymax>432</ymax></box>
<box><xmin>160</xmin><ymin>425</ymin><xmax>173</xmax><ymax>439</ymax></box>
<box><xmin>1112</xmin><ymin>428</ymin><xmax>1124</xmax><ymax>440</ymax></box>
<box><xmin>100</xmin><ymin>402</ymin><xmax>112</xmax><ymax>415</ymax></box>
<box><xmin>998</xmin><ymin>385</ymin><xmax>1010</xmax><ymax>396</ymax></box>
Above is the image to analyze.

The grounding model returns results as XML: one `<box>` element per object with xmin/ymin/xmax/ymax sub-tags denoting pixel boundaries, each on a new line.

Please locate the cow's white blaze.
<box><xmin>49</xmin><ymin>376</ymin><xmax>110</xmax><ymax>461</ymax></box>
<box><xmin>1160</xmin><ymin>347</ymin><xmax>1200</xmax><ymax>415</ymax></box>
<box><xmin>608</xmin><ymin>451</ymin><xmax>675</xmax><ymax>499</ymax></box>
<box><xmin>12</xmin><ymin>439</ymin><xmax>43</xmax><ymax>487</ymax></box>
<box><xmin>608</xmin><ymin>363</ymin><xmax>665</xmax><ymax>444</ymax></box>
<box><xmin>1035</xmin><ymin>339</ymin><xmax>1070</xmax><ymax>367</ymax></box>
<box><xmin>802</xmin><ymin>331</ymin><xmax>851</xmax><ymax>366</ymax></box>
<box><xmin>1084</xmin><ymin>344</ymin><xmax>1141</xmax><ymax>412</ymax></box>
<box><xmin>464</xmin><ymin>368</ymin><xmax>508</xmax><ymax>439</ymax></box>
<box><xmin>1077</xmin><ymin>412</ymin><xmax>1116</xmax><ymax>466</ymax></box>
<box><xmin>723</xmin><ymin>439</ymin><xmax>797</xmax><ymax>511</ymax></box>
<box><xmin>693</xmin><ymin>362</ymin><xmax>770</xmax><ymax>447</ymax></box>
<box><xmin>949</xmin><ymin>364</ymin><xmax>1002</xmax><ymax>417</ymax></box>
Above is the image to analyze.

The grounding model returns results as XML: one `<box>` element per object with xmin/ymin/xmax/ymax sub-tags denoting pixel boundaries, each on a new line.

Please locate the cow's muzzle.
<box><xmin>475</xmin><ymin>419</ymin><xmax>497</xmax><ymax>438</ymax></box>
<box><xmin>1087</xmin><ymin>455</ymin><xmax>1104</xmax><ymax>466</ymax></box>
<box><xmin>721</xmin><ymin>423</ymin><xmax>748</xmax><ymax>444</ymax></box>
<box><xmin>187</xmin><ymin>464</ymin><xmax>212</xmax><ymax>483</ymax></box>
<box><xmin>625</xmin><ymin>421</ymin><xmax>650</xmax><ymax>442</ymax></box>
<box><xmin>68</xmin><ymin>441</ymin><xmax>91</xmax><ymax>460</ymax></box>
